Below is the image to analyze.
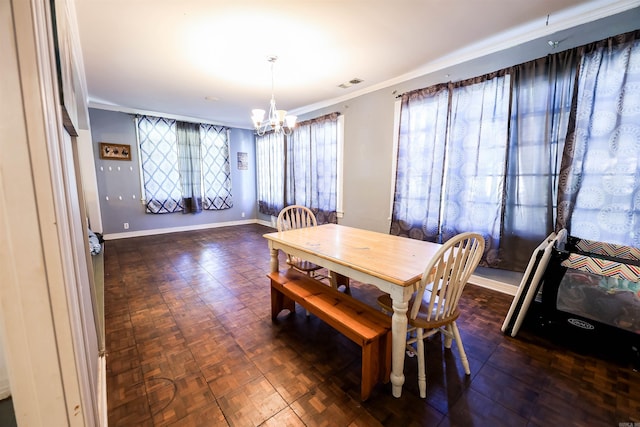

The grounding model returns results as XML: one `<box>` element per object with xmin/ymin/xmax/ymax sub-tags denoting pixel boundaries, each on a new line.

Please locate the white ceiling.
<box><xmin>75</xmin><ymin>0</ymin><xmax>640</xmax><ymax>129</ymax></box>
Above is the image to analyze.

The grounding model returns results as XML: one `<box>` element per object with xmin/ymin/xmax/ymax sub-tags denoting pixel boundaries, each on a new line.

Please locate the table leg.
<box><xmin>390</xmin><ymin>297</ymin><xmax>409</xmax><ymax>397</ymax></box>
<box><xmin>269</xmin><ymin>246</ymin><xmax>279</xmax><ymax>273</ymax></box>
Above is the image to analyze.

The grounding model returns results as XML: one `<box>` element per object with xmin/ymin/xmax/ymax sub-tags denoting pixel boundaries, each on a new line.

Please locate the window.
<box><xmin>201</xmin><ymin>125</ymin><xmax>233</xmax><ymax>210</ymax></box>
<box><xmin>256</xmin><ymin>113</ymin><xmax>342</xmax><ymax>224</ymax></box>
<box><xmin>137</xmin><ymin>115</ymin><xmax>232</xmax><ymax>214</ymax></box>
<box><xmin>256</xmin><ymin>131</ymin><xmax>285</xmax><ymax>217</ymax></box>
<box><xmin>558</xmin><ymin>34</ymin><xmax>640</xmax><ymax>247</ymax></box>
<box><xmin>392</xmin><ymin>29</ymin><xmax>640</xmax><ymax>270</ymax></box>
<box><xmin>502</xmin><ymin>53</ymin><xmax>576</xmax><ymax>268</ymax></box>
<box><xmin>392</xmin><ymin>76</ymin><xmax>511</xmax><ymax>266</ymax></box>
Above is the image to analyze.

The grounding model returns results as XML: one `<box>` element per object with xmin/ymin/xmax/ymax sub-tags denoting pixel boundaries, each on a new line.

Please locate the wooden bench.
<box><xmin>269</xmin><ymin>269</ymin><xmax>391</xmax><ymax>401</ymax></box>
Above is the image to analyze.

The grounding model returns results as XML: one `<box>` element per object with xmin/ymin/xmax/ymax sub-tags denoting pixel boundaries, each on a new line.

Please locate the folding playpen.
<box><xmin>502</xmin><ymin>231</ymin><xmax>640</xmax><ymax>367</ymax></box>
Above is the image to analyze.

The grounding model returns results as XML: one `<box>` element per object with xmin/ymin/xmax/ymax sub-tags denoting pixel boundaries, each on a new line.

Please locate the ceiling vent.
<box><xmin>338</xmin><ymin>78</ymin><xmax>364</xmax><ymax>89</ymax></box>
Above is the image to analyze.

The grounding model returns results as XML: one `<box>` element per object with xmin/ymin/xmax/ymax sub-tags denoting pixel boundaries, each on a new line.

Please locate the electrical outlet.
<box><xmin>241</xmin><ymin>212</ymin><xmax>245</xmax><ymax>218</ymax></box>
<box><xmin>123</xmin><ymin>222</ymin><xmax>129</xmax><ymax>230</ymax></box>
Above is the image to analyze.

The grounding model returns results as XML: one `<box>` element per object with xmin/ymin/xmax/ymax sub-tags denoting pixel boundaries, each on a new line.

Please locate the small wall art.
<box><xmin>100</xmin><ymin>142</ymin><xmax>131</xmax><ymax>161</ymax></box>
<box><xmin>237</xmin><ymin>152</ymin><xmax>248</xmax><ymax>170</ymax></box>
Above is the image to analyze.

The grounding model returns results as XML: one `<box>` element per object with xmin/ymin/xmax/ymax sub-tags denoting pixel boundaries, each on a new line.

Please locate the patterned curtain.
<box><xmin>501</xmin><ymin>51</ymin><xmax>577</xmax><ymax>269</ymax></box>
<box><xmin>201</xmin><ymin>125</ymin><xmax>233</xmax><ymax>210</ymax></box>
<box><xmin>287</xmin><ymin>113</ymin><xmax>339</xmax><ymax>224</ymax></box>
<box><xmin>138</xmin><ymin>115</ymin><xmax>232</xmax><ymax>214</ymax></box>
<box><xmin>443</xmin><ymin>74</ymin><xmax>511</xmax><ymax>265</ymax></box>
<box><xmin>390</xmin><ymin>84</ymin><xmax>449</xmax><ymax>241</ymax></box>
<box><xmin>138</xmin><ymin>116</ymin><xmax>183</xmax><ymax>214</ymax></box>
<box><xmin>557</xmin><ymin>31</ymin><xmax>640</xmax><ymax>247</ymax></box>
<box><xmin>391</xmin><ymin>75</ymin><xmax>510</xmax><ymax>267</ymax></box>
<box><xmin>392</xmin><ymin>29</ymin><xmax>640</xmax><ymax>271</ymax></box>
<box><xmin>176</xmin><ymin>121</ymin><xmax>202</xmax><ymax>214</ymax></box>
<box><xmin>256</xmin><ymin>131</ymin><xmax>285</xmax><ymax>216</ymax></box>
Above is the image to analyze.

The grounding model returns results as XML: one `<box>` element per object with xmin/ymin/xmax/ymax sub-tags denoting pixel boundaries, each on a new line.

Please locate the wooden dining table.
<box><xmin>263</xmin><ymin>223</ymin><xmax>443</xmax><ymax>398</ymax></box>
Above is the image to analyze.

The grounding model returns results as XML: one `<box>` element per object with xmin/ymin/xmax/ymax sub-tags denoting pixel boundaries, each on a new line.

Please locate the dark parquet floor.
<box><xmin>105</xmin><ymin>224</ymin><xmax>640</xmax><ymax>426</ymax></box>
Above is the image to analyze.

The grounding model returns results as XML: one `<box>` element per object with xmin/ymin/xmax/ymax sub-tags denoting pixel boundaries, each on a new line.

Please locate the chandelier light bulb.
<box><xmin>251</xmin><ymin>109</ymin><xmax>265</xmax><ymax>127</ymax></box>
<box><xmin>285</xmin><ymin>115</ymin><xmax>297</xmax><ymax>128</ymax></box>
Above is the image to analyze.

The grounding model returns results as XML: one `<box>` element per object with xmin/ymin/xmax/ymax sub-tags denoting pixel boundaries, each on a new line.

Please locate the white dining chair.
<box><xmin>377</xmin><ymin>232</ymin><xmax>485</xmax><ymax>398</ymax></box>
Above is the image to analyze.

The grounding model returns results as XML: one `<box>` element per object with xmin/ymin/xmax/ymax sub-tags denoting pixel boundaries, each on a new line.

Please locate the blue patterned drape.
<box><xmin>558</xmin><ymin>32</ymin><xmax>640</xmax><ymax>248</ymax></box>
<box><xmin>256</xmin><ymin>131</ymin><xmax>285</xmax><ymax>216</ymax></box>
<box><xmin>287</xmin><ymin>113</ymin><xmax>339</xmax><ymax>224</ymax></box>
<box><xmin>391</xmin><ymin>75</ymin><xmax>510</xmax><ymax>267</ymax></box>
<box><xmin>502</xmin><ymin>51</ymin><xmax>577</xmax><ymax>268</ymax></box>
<box><xmin>391</xmin><ymin>85</ymin><xmax>450</xmax><ymax>241</ymax></box>
<box><xmin>442</xmin><ymin>74</ymin><xmax>510</xmax><ymax>265</ymax></box>
<box><xmin>393</xmin><ymin>29</ymin><xmax>640</xmax><ymax>271</ymax></box>
<box><xmin>256</xmin><ymin>113</ymin><xmax>339</xmax><ymax>223</ymax></box>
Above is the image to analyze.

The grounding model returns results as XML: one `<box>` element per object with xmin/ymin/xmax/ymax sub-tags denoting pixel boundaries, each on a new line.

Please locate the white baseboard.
<box><xmin>257</xmin><ymin>218</ymin><xmax>276</xmax><ymax>228</ymax></box>
<box><xmin>103</xmin><ymin>218</ymin><xmax>260</xmax><ymax>240</ymax></box>
<box><xmin>469</xmin><ymin>273</ymin><xmax>518</xmax><ymax>296</ymax></box>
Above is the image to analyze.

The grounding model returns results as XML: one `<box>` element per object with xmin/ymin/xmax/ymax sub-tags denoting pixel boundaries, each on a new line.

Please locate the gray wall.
<box><xmin>272</xmin><ymin>7</ymin><xmax>640</xmax><ymax>234</ymax></box>
<box><xmin>94</xmin><ymin>8</ymin><xmax>640</xmax><ymax>238</ymax></box>
<box><xmin>90</xmin><ymin>108</ymin><xmax>256</xmax><ymax>236</ymax></box>
<box><xmin>321</xmin><ymin>89</ymin><xmax>398</xmax><ymax>233</ymax></box>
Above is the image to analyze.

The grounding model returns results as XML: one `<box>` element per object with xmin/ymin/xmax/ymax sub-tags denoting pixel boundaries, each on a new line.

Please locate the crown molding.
<box><xmin>293</xmin><ymin>0</ymin><xmax>640</xmax><ymax>116</ymax></box>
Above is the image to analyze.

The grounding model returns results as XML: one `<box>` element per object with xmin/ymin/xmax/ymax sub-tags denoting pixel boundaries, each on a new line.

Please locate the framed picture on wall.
<box><xmin>50</xmin><ymin>0</ymin><xmax>80</xmax><ymax>136</ymax></box>
<box><xmin>237</xmin><ymin>152</ymin><xmax>248</xmax><ymax>170</ymax></box>
<box><xmin>100</xmin><ymin>143</ymin><xmax>131</xmax><ymax>161</ymax></box>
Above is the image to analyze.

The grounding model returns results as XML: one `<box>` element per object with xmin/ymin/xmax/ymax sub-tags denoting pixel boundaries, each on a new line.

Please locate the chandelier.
<box><xmin>251</xmin><ymin>56</ymin><xmax>297</xmax><ymax>136</ymax></box>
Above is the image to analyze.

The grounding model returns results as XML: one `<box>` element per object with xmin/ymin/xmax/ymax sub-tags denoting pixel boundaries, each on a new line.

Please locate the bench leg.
<box><xmin>329</xmin><ymin>271</ymin><xmax>351</xmax><ymax>295</ymax></box>
<box><xmin>360</xmin><ymin>339</ymin><xmax>381</xmax><ymax>401</ymax></box>
<box><xmin>270</xmin><ymin>284</ymin><xmax>295</xmax><ymax>320</ymax></box>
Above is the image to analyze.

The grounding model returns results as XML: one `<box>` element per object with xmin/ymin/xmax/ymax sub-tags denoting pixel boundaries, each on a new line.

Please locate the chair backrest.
<box><xmin>277</xmin><ymin>205</ymin><xmax>318</xmax><ymax>232</ymax></box>
<box><xmin>410</xmin><ymin>232</ymin><xmax>485</xmax><ymax>322</ymax></box>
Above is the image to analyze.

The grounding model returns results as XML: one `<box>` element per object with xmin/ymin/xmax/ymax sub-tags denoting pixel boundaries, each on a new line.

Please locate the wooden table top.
<box><xmin>264</xmin><ymin>224</ymin><xmax>443</xmax><ymax>287</ymax></box>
